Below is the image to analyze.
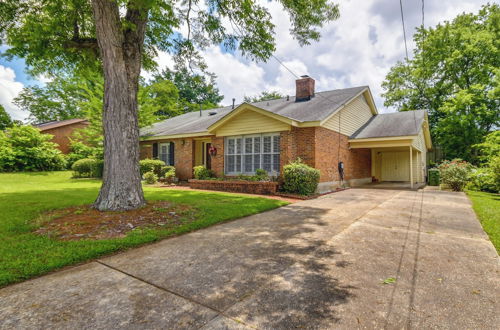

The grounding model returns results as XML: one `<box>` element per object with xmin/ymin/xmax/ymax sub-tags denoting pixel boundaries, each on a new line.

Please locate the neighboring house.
<box><xmin>140</xmin><ymin>76</ymin><xmax>432</xmax><ymax>191</ymax></box>
<box><xmin>35</xmin><ymin>119</ymin><xmax>90</xmax><ymax>154</ymax></box>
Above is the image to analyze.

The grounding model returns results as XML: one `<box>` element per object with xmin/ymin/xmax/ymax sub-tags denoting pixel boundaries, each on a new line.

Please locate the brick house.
<box><xmin>140</xmin><ymin>77</ymin><xmax>432</xmax><ymax>192</ymax></box>
<box><xmin>35</xmin><ymin>119</ymin><xmax>89</xmax><ymax>154</ymax></box>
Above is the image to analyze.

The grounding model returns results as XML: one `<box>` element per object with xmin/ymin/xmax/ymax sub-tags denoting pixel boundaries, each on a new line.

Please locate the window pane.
<box><xmin>273</xmin><ymin>136</ymin><xmax>280</xmax><ymax>153</ymax></box>
<box><xmin>244</xmin><ymin>155</ymin><xmax>253</xmax><ymax>172</ymax></box>
<box><xmin>227</xmin><ymin>139</ymin><xmax>235</xmax><ymax>154</ymax></box>
<box><xmin>236</xmin><ymin>138</ymin><xmax>242</xmax><ymax>154</ymax></box>
<box><xmin>272</xmin><ymin>154</ymin><xmax>280</xmax><ymax>172</ymax></box>
<box><xmin>245</xmin><ymin>138</ymin><xmax>253</xmax><ymax>154</ymax></box>
<box><xmin>236</xmin><ymin>154</ymin><xmax>242</xmax><ymax>172</ymax></box>
<box><xmin>263</xmin><ymin>154</ymin><xmax>272</xmax><ymax>171</ymax></box>
<box><xmin>254</xmin><ymin>137</ymin><xmax>261</xmax><ymax>153</ymax></box>
<box><xmin>253</xmin><ymin>155</ymin><xmax>261</xmax><ymax>171</ymax></box>
<box><xmin>263</xmin><ymin>136</ymin><xmax>271</xmax><ymax>153</ymax></box>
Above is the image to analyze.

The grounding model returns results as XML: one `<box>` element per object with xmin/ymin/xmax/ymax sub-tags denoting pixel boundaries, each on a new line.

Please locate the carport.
<box><xmin>349</xmin><ymin>110</ymin><xmax>432</xmax><ymax>189</ymax></box>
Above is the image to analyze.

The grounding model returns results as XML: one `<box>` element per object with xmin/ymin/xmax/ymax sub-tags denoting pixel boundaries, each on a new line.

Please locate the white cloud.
<box><xmin>0</xmin><ymin>65</ymin><xmax>26</xmax><ymax>121</ymax></box>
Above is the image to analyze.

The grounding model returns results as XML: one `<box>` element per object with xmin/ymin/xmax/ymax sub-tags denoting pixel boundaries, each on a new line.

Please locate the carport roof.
<box><xmin>350</xmin><ymin>110</ymin><xmax>427</xmax><ymax>139</ymax></box>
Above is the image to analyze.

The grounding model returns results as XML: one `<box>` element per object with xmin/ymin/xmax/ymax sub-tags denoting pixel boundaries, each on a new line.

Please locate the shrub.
<box><xmin>66</xmin><ymin>141</ymin><xmax>102</xmax><ymax>168</ymax></box>
<box><xmin>0</xmin><ymin>125</ymin><xmax>67</xmax><ymax>172</ymax></box>
<box><xmin>282</xmin><ymin>159</ymin><xmax>320</xmax><ymax>195</ymax></box>
<box><xmin>489</xmin><ymin>155</ymin><xmax>500</xmax><ymax>192</ymax></box>
<box><xmin>193</xmin><ymin>165</ymin><xmax>214</xmax><ymax>180</ymax></box>
<box><xmin>437</xmin><ymin>159</ymin><xmax>473</xmax><ymax>191</ymax></box>
<box><xmin>72</xmin><ymin>158</ymin><xmax>101</xmax><ymax>178</ymax></box>
<box><xmin>467</xmin><ymin>168</ymin><xmax>497</xmax><ymax>193</ymax></box>
<box><xmin>144</xmin><ymin>171</ymin><xmax>158</xmax><ymax>184</ymax></box>
<box><xmin>158</xmin><ymin>165</ymin><xmax>175</xmax><ymax>178</ymax></box>
<box><xmin>139</xmin><ymin>159</ymin><xmax>166</xmax><ymax>176</ymax></box>
<box><xmin>255</xmin><ymin>168</ymin><xmax>270</xmax><ymax>181</ymax></box>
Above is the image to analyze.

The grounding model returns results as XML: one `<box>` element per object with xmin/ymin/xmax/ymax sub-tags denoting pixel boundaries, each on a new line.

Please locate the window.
<box><xmin>225</xmin><ymin>133</ymin><xmax>280</xmax><ymax>175</ymax></box>
<box><xmin>159</xmin><ymin>142</ymin><xmax>170</xmax><ymax>165</ymax></box>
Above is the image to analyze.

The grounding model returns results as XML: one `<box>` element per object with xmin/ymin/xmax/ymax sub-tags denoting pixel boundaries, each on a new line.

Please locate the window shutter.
<box><xmin>169</xmin><ymin>142</ymin><xmax>175</xmax><ymax>166</ymax></box>
<box><xmin>152</xmin><ymin>143</ymin><xmax>158</xmax><ymax>159</ymax></box>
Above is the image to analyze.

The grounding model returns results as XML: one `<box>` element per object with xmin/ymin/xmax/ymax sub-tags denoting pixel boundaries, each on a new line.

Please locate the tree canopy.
<box><xmin>382</xmin><ymin>4</ymin><xmax>500</xmax><ymax>163</ymax></box>
<box><xmin>244</xmin><ymin>91</ymin><xmax>284</xmax><ymax>103</ymax></box>
<box><xmin>0</xmin><ymin>104</ymin><xmax>12</xmax><ymax>130</ymax></box>
<box><xmin>0</xmin><ymin>0</ymin><xmax>340</xmax><ymax>210</ymax></box>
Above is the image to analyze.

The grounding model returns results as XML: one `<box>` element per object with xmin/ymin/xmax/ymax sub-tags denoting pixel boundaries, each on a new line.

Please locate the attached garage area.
<box><xmin>348</xmin><ymin>110</ymin><xmax>432</xmax><ymax>189</ymax></box>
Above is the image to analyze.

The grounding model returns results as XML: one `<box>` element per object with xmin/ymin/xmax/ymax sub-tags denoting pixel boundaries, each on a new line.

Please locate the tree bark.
<box><xmin>91</xmin><ymin>0</ymin><xmax>147</xmax><ymax>210</ymax></box>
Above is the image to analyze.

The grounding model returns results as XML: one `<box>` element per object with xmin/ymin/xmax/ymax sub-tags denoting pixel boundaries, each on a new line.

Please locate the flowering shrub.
<box><xmin>437</xmin><ymin>159</ymin><xmax>473</xmax><ymax>191</ymax></box>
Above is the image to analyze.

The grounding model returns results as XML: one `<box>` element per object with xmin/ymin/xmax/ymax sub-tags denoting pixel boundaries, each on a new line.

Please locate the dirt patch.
<box><xmin>35</xmin><ymin>201</ymin><xmax>197</xmax><ymax>241</ymax></box>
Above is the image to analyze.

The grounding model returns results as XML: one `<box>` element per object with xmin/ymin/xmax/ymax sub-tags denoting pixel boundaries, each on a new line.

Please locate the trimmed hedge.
<box><xmin>144</xmin><ymin>171</ymin><xmax>158</xmax><ymax>184</ymax></box>
<box><xmin>71</xmin><ymin>158</ymin><xmax>103</xmax><ymax>178</ymax></box>
<box><xmin>282</xmin><ymin>159</ymin><xmax>320</xmax><ymax>195</ymax></box>
<box><xmin>139</xmin><ymin>159</ymin><xmax>166</xmax><ymax>176</ymax></box>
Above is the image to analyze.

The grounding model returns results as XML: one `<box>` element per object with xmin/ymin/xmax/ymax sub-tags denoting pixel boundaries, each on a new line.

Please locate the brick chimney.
<box><xmin>295</xmin><ymin>75</ymin><xmax>315</xmax><ymax>101</ymax></box>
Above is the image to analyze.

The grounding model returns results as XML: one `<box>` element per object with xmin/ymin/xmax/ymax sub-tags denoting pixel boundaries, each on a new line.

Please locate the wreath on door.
<box><xmin>209</xmin><ymin>146</ymin><xmax>217</xmax><ymax>156</ymax></box>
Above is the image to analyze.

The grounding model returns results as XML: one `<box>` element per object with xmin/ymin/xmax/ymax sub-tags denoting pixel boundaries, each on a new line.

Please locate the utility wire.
<box><xmin>399</xmin><ymin>0</ymin><xmax>409</xmax><ymax>60</ymax></box>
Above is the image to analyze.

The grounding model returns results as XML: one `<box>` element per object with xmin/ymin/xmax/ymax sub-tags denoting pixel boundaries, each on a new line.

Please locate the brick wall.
<box><xmin>210</xmin><ymin>136</ymin><xmax>225</xmax><ymax>177</ymax></box>
<box><xmin>188</xmin><ymin>179</ymin><xmax>278</xmax><ymax>195</ymax></box>
<box><xmin>41</xmin><ymin>122</ymin><xmax>89</xmax><ymax>154</ymax></box>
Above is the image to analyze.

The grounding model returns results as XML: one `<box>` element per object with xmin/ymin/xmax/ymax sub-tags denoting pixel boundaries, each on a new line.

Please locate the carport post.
<box><xmin>409</xmin><ymin>146</ymin><xmax>413</xmax><ymax>189</ymax></box>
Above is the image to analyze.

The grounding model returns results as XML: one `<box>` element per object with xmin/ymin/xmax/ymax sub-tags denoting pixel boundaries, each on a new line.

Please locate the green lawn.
<box><xmin>466</xmin><ymin>190</ymin><xmax>500</xmax><ymax>253</ymax></box>
<box><xmin>0</xmin><ymin>171</ymin><xmax>287</xmax><ymax>287</ymax></box>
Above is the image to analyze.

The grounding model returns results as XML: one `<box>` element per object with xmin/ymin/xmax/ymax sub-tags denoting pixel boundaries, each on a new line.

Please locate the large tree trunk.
<box><xmin>91</xmin><ymin>0</ymin><xmax>148</xmax><ymax>211</ymax></box>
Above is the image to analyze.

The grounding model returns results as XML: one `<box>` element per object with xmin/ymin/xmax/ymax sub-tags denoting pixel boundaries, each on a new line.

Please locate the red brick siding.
<box><xmin>41</xmin><ymin>121</ymin><xmax>89</xmax><ymax>154</ymax></box>
<box><xmin>313</xmin><ymin>127</ymin><xmax>371</xmax><ymax>182</ymax></box>
<box><xmin>210</xmin><ymin>136</ymin><xmax>225</xmax><ymax>177</ymax></box>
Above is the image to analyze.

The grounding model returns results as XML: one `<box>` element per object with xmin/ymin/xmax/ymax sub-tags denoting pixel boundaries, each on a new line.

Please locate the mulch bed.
<box><xmin>35</xmin><ymin>201</ymin><xmax>197</xmax><ymax>241</ymax></box>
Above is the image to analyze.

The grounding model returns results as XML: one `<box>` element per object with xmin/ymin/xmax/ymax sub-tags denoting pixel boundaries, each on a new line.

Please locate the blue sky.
<box><xmin>0</xmin><ymin>0</ymin><xmax>488</xmax><ymax>121</ymax></box>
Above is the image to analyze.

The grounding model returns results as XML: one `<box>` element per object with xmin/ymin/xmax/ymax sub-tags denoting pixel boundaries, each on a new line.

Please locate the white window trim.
<box><xmin>158</xmin><ymin>142</ymin><xmax>170</xmax><ymax>165</ymax></box>
<box><xmin>224</xmin><ymin>133</ymin><xmax>280</xmax><ymax>176</ymax></box>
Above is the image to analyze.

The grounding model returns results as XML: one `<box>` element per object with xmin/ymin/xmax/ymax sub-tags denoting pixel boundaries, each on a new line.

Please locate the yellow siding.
<box><xmin>412</xmin><ymin>129</ymin><xmax>426</xmax><ymax>152</ymax></box>
<box><xmin>322</xmin><ymin>95</ymin><xmax>373</xmax><ymax>136</ymax></box>
<box><xmin>214</xmin><ymin>110</ymin><xmax>290</xmax><ymax>137</ymax></box>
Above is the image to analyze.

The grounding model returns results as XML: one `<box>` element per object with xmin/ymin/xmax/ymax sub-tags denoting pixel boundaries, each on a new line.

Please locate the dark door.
<box><xmin>205</xmin><ymin>143</ymin><xmax>212</xmax><ymax>170</ymax></box>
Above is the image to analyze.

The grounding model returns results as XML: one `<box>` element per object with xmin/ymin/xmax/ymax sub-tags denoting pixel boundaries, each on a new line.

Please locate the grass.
<box><xmin>0</xmin><ymin>171</ymin><xmax>287</xmax><ymax>287</ymax></box>
<box><xmin>466</xmin><ymin>190</ymin><xmax>500</xmax><ymax>253</ymax></box>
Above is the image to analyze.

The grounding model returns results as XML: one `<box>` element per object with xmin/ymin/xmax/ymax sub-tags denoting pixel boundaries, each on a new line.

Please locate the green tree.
<box><xmin>0</xmin><ymin>0</ymin><xmax>340</xmax><ymax>210</ymax></box>
<box><xmin>244</xmin><ymin>91</ymin><xmax>284</xmax><ymax>103</ymax></box>
<box><xmin>382</xmin><ymin>4</ymin><xmax>500</xmax><ymax>163</ymax></box>
<box><xmin>0</xmin><ymin>105</ymin><xmax>12</xmax><ymax>130</ymax></box>
<box><xmin>153</xmin><ymin>67</ymin><xmax>224</xmax><ymax>113</ymax></box>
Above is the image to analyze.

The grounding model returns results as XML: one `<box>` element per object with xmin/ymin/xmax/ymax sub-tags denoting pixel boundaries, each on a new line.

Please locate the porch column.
<box><xmin>409</xmin><ymin>146</ymin><xmax>413</xmax><ymax>189</ymax></box>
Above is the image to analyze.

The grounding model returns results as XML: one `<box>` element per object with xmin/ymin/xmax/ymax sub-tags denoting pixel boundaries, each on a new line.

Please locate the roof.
<box><xmin>350</xmin><ymin>110</ymin><xmax>427</xmax><ymax>139</ymax></box>
<box><xmin>141</xmin><ymin>86</ymin><xmax>369</xmax><ymax>138</ymax></box>
<box><xmin>35</xmin><ymin>119</ymin><xmax>89</xmax><ymax>131</ymax></box>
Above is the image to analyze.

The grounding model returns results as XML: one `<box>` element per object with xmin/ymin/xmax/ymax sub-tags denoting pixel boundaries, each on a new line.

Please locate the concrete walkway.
<box><xmin>1</xmin><ymin>189</ymin><xmax>498</xmax><ymax>329</ymax></box>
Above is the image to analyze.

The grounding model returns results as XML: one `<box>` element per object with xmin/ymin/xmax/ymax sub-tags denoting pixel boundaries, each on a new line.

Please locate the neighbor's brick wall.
<box><xmin>41</xmin><ymin>121</ymin><xmax>89</xmax><ymax>154</ymax></box>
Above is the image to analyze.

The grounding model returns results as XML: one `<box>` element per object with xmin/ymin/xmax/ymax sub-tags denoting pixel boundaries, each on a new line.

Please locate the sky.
<box><xmin>0</xmin><ymin>0</ymin><xmax>488</xmax><ymax>121</ymax></box>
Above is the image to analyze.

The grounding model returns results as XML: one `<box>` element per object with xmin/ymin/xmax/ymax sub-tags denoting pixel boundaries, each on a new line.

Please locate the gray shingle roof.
<box><xmin>350</xmin><ymin>110</ymin><xmax>426</xmax><ymax>139</ymax></box>
<box><xmin>140</xmin><ymin>86</ymin><xmax>368</xmax><ymax>138</ymax></box>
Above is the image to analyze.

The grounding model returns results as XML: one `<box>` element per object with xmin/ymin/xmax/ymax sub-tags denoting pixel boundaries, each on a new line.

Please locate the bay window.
<box><xmin>225</xmin><ymin>133</ymin><xmax>280</xmax><ymax>175</ymax></box>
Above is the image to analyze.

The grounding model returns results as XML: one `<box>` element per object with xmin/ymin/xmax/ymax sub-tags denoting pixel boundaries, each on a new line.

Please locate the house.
<box><xmin>140</xmin><ymin>76</ymin><xmax>432</xmax><ymax>191</ymax></box>
<box><xmin>35</xmin><ymin>119</ymin><xmax>89</xmax><ymax>154</ymax></box>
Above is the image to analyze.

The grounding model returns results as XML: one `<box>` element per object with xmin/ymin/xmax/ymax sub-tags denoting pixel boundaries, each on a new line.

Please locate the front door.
<box><xmin>381</xmin><ymin>151</ymin><xmax>409</xmax><ymax>181</ymax></box>
<box><xmin>205</xmin><ymin>143</ymin><xmax>212</xmax><ymax>170</ymax></box>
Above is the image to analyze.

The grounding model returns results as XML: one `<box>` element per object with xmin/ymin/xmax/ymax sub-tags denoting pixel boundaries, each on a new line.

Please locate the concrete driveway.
<box><xmin>1</xmin><ymin>188</ymin><xmax>498</xmax><ymax>329</ymax></box>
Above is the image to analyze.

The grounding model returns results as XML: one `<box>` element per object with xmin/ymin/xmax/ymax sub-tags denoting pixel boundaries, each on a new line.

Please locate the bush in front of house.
<box><xmin>437</xmin><ymin>159</ymin><xmax>473</xmax><ymax>191</ymax></box>
<box><xmin>0</xmin><ymin>125</ymin><xmax>67</xmax><ymax>172</ymax></box>
<box><xmin>193</xmin><ymin>165</ymin><xmax>214</xmax><ymax>180</ymax></box>
<box><xmin>282</xmin><ymin>159</ymin><xmax>320</xmax><ymax>195</ymax></box>
<box><xmin>144</xmin><ymin>171</ymin><xmax>158</xmax><ymax>184</ymax></box>
<box><xmin>66</xmin><ymin>141</ymin><xmax>103</xmax><ymax>168</ymax></box>
<box><xmin>139</xmin><ymin>159</ymin><xmax>166</xmax><ymax>176</ymax></box>
<box><xmin>71</xmin><ymin>158</ymin><xmax>103</xmax><ymax>178</ymax></box>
